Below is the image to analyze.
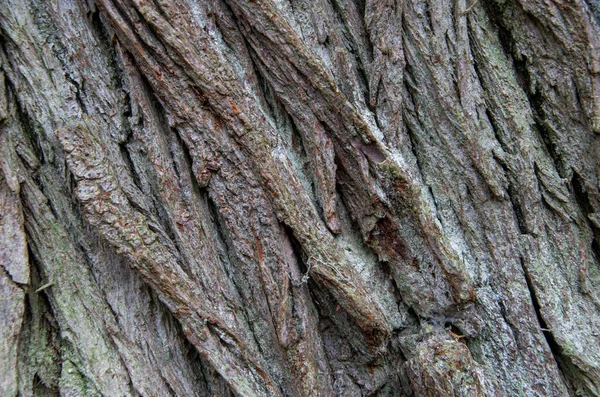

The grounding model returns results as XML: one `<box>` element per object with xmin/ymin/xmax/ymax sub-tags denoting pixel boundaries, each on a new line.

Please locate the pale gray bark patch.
<box><xmin>0</xmin><ymin>267</ymin><xmax>25</xmax><ymax>397</ymax></box>
<box><xmin>0</xmin><ymin>132</ymin><xmax>29</xmax><ymax>285</ymax></box>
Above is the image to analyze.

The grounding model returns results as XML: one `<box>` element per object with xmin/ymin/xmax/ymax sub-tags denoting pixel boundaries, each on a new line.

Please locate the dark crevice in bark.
<box><xmin>64</xmin><ymin>73</ymin><xmax>88</xmax><ymax>115</ymax></box>
<box><xmin>300</xmin><ymin>322</ymin><xmax>338</xmax><ymax>397</ymax></box>
<box><xmin>157</xmin><ymin>372</ymin><xmax>177</xmax><ymax>397</ymax></box>
<box><xmin>287</xmin><ymin>116</ymin><xmax>319</xmax><ymax>208</ymax></box>
<box><xmin>28</xmin><ymin>2</ymin><xmax>70</xmax><ymax>74</ymax></box>
<box><xmin>88</xmin><ymin>7</ymin><xmax>108</xmax><ymax>43</ymax></box>
<box><xmin>405</xmin><ymin>306</ymin><xmax>421</xmax><ymax>332</ymax></box>
<box><xmin>585</xmin><ymin>0</ymin><xmax>600</xmax><ymax>25</ymax></box>
<box><xmin>369</xmin><ymin>80</ymin><xmax>385</xmax><ymax>133</ymax></box>
<box><xmin>110</xmin><ymin>0</ymin><xmax>137</xmax><ymax>32</ymax></box>
<box><xmin>205</xmin><ymin>193</ymin><xmax>235</xmax><ymax>276</ymax></box>
<box><xmin>536</xmin><ymin>180</ymin><xmax>567</xmax><ymax>226</ymax></box>
<box><xmin>402</xmin><ymin>95</ymin><xmax>444</xmax><ymax>231</ymax></box>
<box><xmin>519</xmin><ymin>257</ymin><xmax>578</xmax><ymax>396</ymax></box>
<box><xmin>480</xmin><ymin>3</ymin><xmax>522</xmax><ymax>89</ymax></box>
<box><xmin>148</xmin><ymin>286</ymin><xmax>224</xmax><ymax>396</ymax></box>
<box><xmin>485</xmin><ymin>1</ymin><xmax>566</xmax><ymax>180</ymax></box>
<box><xmin>403</xmin><ymin>113</ymin><xmax>422</xmax><ymax>169</ymax></box>
<box><xmin>118</xmin><ymin>137</ymin><xmax>143</xmax><ymax>193</ymax></box>
<box><xmin>204</xmin><ymin>192</ymin><xmax>268</xmax><ymax>359</ymax></box>
<box><xmin>75</xmin><ymin>233</ymin><xmax>124</xmax><ymax>326</ymax></box>
<box><xmin>36</xmin><ymin>173</ymin><xmax>85</xmax><ymax>252</ymax></box>
<box><xmin>197</xmin><ymin>362</ymin><xmax>212</xmax><ymax>396</ymax></box>
<box><xmin>427</xmin><ymin>186</ymin><xmax>444</xmax><ymax>228</ymax></box>
<box><xmin>282</xmin><ymin>222</ymin><xmax>309</xmax><ymax>280</ymax></box>
<box><xmin>329</xmin><ymin>0</ymin><xmax>374</xmax><ymax>114</ymax></box>
<box><xmin>483</xmin><ymin>107</ymin><xmax>511</xmax><ymax>156</ymax></box>
<box><xmin>245</xmin><ymin>34</ymin><xmax>335</xmax><ymax>228</ymax></box>
<box><xmin>510</xmin><ymin>1</ymin><xmax>567</xmax><ymax>46</ymax></box>
<box><xmin>247</xmin><ymin>49</ymin><xmax>276</xmax><ymax>122</ymax></box>
<box><xmin>174</xmin><ymin>131</ymin><xmax>209</xmax><ymax>201</ymax></box>
<box><xmin>211</xmin><ymin>0</ymin><xmax>252</xmax><ymax>62</ymax></box>
<box><xmin>211</xmin><ymin>6</ymin><xmax>274</xmax><ymax>126</ymax></box>
<box><xmin>494</xmin><ymin>290</ymin><xmax>523</xmax><ymax>354</ymax></box>
<box><xmin>111</xmin><ymin>346</ymin><xmax>141</xmax><ymax>397</ymax></box>
<box><xmin>147</xmin><ymin>0</ymin><xmax>170</xmax><ymax>21</ymax></box>
<box><xmin>573</xmin><ymin>81</ymin><xmax>586</xmax><ymax>118</ymax></box>
<box><xmin>530</xmin><ymin>111</ymin><xmax>565</xmax><ymax>180</ymax></box>
<box><xmin>444</xmin><ymin>320</ymin><xmax>468</xmax><ymax>341</ymax></box>
<box><xmin>467</xmin><ymin>21</ymin><xmax>513</xmax><ymax>157</ymax></box>
<box><xmin>27</xmin><ymin>245</ymin><xmax>57</xmax><ymax>318</ymax></box>
<box><xmin>19</xmin><ymin>245</ymin><xmax>63</xmax><ymax>395</ymax></box>
<box><xmin>572</xmin><ymin>170</ymin><xmax>600</xmax><ymax>231</ymax></box>
<box><xmin>87</xmin><ymin>6</ymin><xmax>123</xmax><ymax>88</ymax></box>
<box><xmin>288</xmin><ymin>115</ymin><xmax>310</xmax><ymax>167</ymax></box>
<box><xmin>401</xmin><ymin>75</ymin><xmax>426</xmax><ymax>171</ymax></box>
<box><xmin>571</xmin><ymin>170</ymin><xmax>600</xmax><ymax>261</ymax></box>
<box><xmin>309</xmin><ymin>280</ymin><xmax>372</xmax><ymax>359</ymax></box>
<box><xmin>24</xmin><ymin>180</ymin><xmax>138</xmax><ymax>396</ymax></box>
<box><xmin>423</xmin><ymin>3</ymin><xmax>434</xmax><ymax>33</ymax></box>
<box><xmin>172</xmin><ymin>130</ymin><xmax>199</xmax><ymax>191</ymax></box>
<box><xmin>496</xmin><ymin>159</ymin><xmax>528</xmax><ymax>235</ymax></box>
<box><xmin>116</xmin><ymin>147</ymin><xmax>187</xmax><ymax>277</ymax></box>
<box><xmin>354</xmin><ymin>0</ymin><xmax>367</xmax><ymax>20</ymax></box>
<box><xmin>329</xmin><ymin>1</ymin><xmax>355</xmax><ymax>49</ymax></box>
<box><xmin>592</xmin><ymin>237</ymin><xmax>600</xmax><ymax>266</ymax></box>
<box><xmin>32</xmin><ymin>373</ymin><xmax>58</xmax><ymax>396</ymax></box>
<box><xmin>12</xmin><ymin>95</ymin><xmax>45</xmax><ymax>166</ymax></box>
<box><xmin>378</xmin><ymin>260</ymin><xmax>418</xmax><ymax>331</ymax></box>
<box><xmin>355</xmin><ymin>54</ymin><xmax>378</xmax><ymax>118</ymax></box>
<box><xmin>114</xmin><ymin>4</ymin><xmax>175</xmax><ymax>76</ymax></box>
<box><xmin>151</xmin><ymin>129</ymin><xmax>214</xmax><ymax>281</ymax></box>
<box><xmin>98</xmin><ymin>285</ymin><xmax>121</xmax><ymax>331</ymax></box>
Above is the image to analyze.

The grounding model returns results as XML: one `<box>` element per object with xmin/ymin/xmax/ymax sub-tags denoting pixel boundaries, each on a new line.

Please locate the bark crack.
<box><xmin>519</xmin><ymin>257</ymin><xmax>577</xmax><ymax>396</ymax></box>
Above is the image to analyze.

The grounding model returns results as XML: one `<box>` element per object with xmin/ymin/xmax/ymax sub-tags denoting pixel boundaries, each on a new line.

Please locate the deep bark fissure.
<box><xmin>329</xmin><ymin>0</ymin><xmax>374</xmax><ymax>114</ymax></box>
<box><xmin>10</xmin><ymin>95</ymin><xmax>44</xmax><ymax>167</ymax></box>
<box><xmin>19</xmin><ymin>246</ymin><xmax>63</xmax><ymax>394</ymax></box>
<box><xmin>376</xmin><ymin>259</ymin><xmax>418</xmax><ymax>331</ymax></box>
<box><xmin>519</xmin><ymin>257</ymin><xmax>579</xmax><ymax>396</ymax></box>
<box><xmin>203</xmin><ymin>192</ymin><xmax>271</xmax><ymax>360</ymax></box>
<box><xmin>401</xmin><ymin>96</ymin><xmax>424</xmax><ymax>176</ymax></box>
<box><xmin>587</xmin><ymin>0</ymin><xmax>600</xmax><ymax>24</ymax></box>
<box><xmin>486</xmin><ymin>2</ymin><xmax>568</xmax><ymax>180</ymax></box>
<box><xmin>497</xmin><ymin>159</ymin><xmax>529</xmax><ymax>235</ymax></box>
<box><xmin>572</xmin><ymin>170</ymin><xmax>600</xmax><ymax>240</ymax></box>
<box><xmin>117</xmin><ymin>138</ymin><xmax>144</xmax><ymax>193</ymax></box>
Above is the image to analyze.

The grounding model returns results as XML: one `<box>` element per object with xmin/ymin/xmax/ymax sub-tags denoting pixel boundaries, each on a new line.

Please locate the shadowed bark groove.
<box><xmin>1</xmin><ymin>0</ymin><xmax>600</xmax><ymax>396</ymax></box>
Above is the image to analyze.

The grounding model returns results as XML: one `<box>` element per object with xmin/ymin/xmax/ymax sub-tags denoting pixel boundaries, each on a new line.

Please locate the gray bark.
<box><xmin>1</xmin><ymin>0</ymin><xmax>600</xmax><ymax>396</ymax></box>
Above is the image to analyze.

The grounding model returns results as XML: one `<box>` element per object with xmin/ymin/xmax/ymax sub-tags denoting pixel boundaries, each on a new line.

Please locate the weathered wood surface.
<box><xmin>1</xmin><ymin>0</ymin><xmax>599</xmax><ymax>395</ymax></box>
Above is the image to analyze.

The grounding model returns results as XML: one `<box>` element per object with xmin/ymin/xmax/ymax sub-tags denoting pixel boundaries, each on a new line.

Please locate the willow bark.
<box><xmin>1</xmin><ymin>0</ymin><xmax>600</xmax><ymax>396</ymax></box>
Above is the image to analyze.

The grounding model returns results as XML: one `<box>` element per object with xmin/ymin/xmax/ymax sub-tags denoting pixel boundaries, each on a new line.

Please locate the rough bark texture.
<box><xmin>1</xmin><ymin>0</ymin><xmax>600</xmax><ymax>396</ymax></box>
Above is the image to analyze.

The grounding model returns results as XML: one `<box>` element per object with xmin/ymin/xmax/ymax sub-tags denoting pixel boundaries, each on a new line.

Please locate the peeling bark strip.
<box><xmin>1</xmin><ymin>0</ymin><xmax>600</xmax><ymax>395</ymax></box>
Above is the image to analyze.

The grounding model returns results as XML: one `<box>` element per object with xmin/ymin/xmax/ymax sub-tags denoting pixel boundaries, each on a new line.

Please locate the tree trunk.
<box><xmin>1</xmin><ymin>0</ymin><xmax>600</xmax><ymax>395</ymax></box>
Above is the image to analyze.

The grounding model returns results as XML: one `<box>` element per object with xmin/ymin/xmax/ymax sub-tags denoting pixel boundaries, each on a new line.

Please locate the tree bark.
<box><xmin>1</xmin><ymin>0</ymin><xmax>600</xmax><ymax>395</ymax></box>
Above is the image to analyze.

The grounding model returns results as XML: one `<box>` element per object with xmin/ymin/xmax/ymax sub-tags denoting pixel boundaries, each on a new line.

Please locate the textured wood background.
<box><xmin>1</xmin><ymin>0</ymin><xmax>600</xmax><ymax>395</ymax></box>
